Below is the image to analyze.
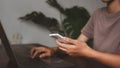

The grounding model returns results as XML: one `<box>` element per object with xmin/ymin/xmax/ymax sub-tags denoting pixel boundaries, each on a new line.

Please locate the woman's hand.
<box><xmin>30</xmin><ymin>47</ymin><xmax>54</xmax><ymax>59</ymax></box>
<box><xmin>56</xmin><ymin>37</ymin><xmax>93</xmax><ymax>57</ymax></box>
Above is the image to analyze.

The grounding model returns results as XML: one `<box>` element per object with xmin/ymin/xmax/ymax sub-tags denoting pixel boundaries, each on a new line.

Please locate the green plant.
<box><xmin>62</xmin><ymin>6</ymin><xmax>90</xmax><ymax>39</ymax></box>
<box><xmin>47</xmin><ymin>0</ymin><xmax>90</xmax><ymax>39</ymax></box>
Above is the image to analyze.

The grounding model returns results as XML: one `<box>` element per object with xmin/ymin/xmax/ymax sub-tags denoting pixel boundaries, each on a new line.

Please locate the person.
<box><xmin>30</xmin><ymin>0</ymin><xmax>120</xmax><ymax>68</ymax></box>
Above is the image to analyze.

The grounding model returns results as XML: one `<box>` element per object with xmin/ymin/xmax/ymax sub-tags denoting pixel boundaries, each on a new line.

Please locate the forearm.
<box><xmin>86</xmin><ymin>49</ymin><xmax>120</xmax><ymax>68</ymax></box>
<box><xmin>52</xmin><ymin>47</ymin><xmax>59</xmax><ymax>52</ymax></box>
<box><xmin>77</xmin><ymin>34</ymin><xmax>89</xmax><ymax>42</ymax></box>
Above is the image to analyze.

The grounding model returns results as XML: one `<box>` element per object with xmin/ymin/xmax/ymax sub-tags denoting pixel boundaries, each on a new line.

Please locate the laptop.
<box><xmin>0</xmin><ymin>21</ymin><xmax>75</xmax><ymax>68</ymax></box>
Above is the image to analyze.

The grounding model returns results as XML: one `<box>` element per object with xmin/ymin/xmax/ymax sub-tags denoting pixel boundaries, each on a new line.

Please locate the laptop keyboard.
<box><xmin>11</xmin><ymin>45</ymin><xmax>50</xmax><ymax>68</ymax></box>
<box><xmin>11</xmin><ymin>45</ymin><xmax>75</xmax><ymax>68</ymax></box>
<box><xmin>16</xmin><ymin>56</ymin><xmax>50</xmax><ymax>68</ymax></box>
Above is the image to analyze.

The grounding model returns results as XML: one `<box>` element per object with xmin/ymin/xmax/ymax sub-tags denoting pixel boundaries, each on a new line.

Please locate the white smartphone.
<box><xmin>49</xmin><ymin>33</ymin><xmax>66</xmax><ymax>43</ymax></box>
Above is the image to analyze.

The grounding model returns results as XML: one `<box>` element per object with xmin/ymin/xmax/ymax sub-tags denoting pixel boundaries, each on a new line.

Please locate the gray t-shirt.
<box><xmin>81</xmin><ymin>7</ymin><xmax>120</xmax><ymax>54</ymax></box>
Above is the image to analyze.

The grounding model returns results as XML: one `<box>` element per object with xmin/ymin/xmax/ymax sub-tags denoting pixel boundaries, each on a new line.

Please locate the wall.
<box><xmin>0</xmin><ymin>0</ymin><xmax>105</xmax><ymax>47</ymax></box>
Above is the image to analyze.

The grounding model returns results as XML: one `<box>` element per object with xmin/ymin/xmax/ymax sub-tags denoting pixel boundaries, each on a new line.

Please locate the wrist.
<box><xmin>51</xmin><ymin>47</ymin><xmax>59</xmax><ymax>55</ymax></box>
<box><xmin>83</xmin><ymin>48</ymin><xmax>98</xmax><ymax>58</ymax></box>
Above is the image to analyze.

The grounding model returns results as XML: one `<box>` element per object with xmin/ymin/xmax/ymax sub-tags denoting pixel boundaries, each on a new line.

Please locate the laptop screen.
<box><xmin>0</xmin><ymin>21</ymin><xmax>19</xmax><ymax>68</ymax></box>
<box><xmin>0</xmin><ymin>39</ymin><xmax>9</xmax><ymax>68</ymax></box>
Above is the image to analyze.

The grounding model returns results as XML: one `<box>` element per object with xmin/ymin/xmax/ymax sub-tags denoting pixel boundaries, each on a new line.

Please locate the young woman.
<box><xmin>30</xmin><ymin>0</ymin><xmax>120</xmax><ymax>68</ymax></box>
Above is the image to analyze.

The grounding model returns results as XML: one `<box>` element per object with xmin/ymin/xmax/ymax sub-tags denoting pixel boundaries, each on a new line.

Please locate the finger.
<box><xmin>39</xmin><ymin>53</ymin><xmax>49</xmax><ymax>58</ymax></box>
<box><xmin>31</xmin><ymin>50</ymin><xmax>39</xmax><ymax>59</ymax></box>
<box><xmin>57</xmin><ymin>40</ymin><xmax>76</xmax><ymax>49</ymax></box>
<box><xmin>59</xmin><ymin>47</ymin><xmax>67</xmax><ymax>52</ymax></box>
<box><xmin>56</xmin><ymin>40</ymin><xmax>70</xmax><ymax>49</ymax></box>
<box><xmin>30</xmin><ymin>47</ymin><xmax>36</xmax><ymax>57</ymax></box>
<box><xmin>63</xmin><ymin>37</ymin><xmax>76</xmax><ymax>44</ymax></box>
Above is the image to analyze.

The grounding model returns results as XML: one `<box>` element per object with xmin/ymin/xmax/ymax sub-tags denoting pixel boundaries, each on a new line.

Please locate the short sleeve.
<box><xmin>81</xmin><ymin>14</ymin><xmax>94</xmax><ymax>39</ymax></box>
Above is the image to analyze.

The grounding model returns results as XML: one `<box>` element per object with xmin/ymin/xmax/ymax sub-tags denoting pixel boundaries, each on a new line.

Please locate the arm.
<box><xmin>77</xmin><ymin>33</ymin><xmax>89</xmax><ymax>42</ymax></box>
<box><xmin>87</xmin><ymin>49</ymin><xmax>120</xmax><ymax>68</ymax></box>
<box><xmin>30</xmin><ymin>34</ymin><xmax>89</xmax><ymax>58</ymax></box>
<box><xmin>78</xmin><ymin>34</ymin><xmax>120</xmax><ymax>68</ymax></box>
<box><xmin>56</xmin><ymin>34</ymin><xmax>120</xmax><ymax>68</ymax></box>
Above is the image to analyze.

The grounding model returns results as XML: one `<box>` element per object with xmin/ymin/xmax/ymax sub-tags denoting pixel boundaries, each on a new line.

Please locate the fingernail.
<box><xmin>39</xmin><ymin>55</ymin><xmax>42</xmax><ymax>58</ymax></box>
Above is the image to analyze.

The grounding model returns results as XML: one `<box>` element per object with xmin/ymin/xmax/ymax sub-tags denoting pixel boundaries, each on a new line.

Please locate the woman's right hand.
<box><xmin>30</xmin><ymin>46</ymin><xmax>55</xmax><ymax>59</ymax></box>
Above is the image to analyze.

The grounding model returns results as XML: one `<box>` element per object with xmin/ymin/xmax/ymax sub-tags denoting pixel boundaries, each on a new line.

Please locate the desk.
<box><xmin>0</xmin><ymin>43</ymin><xmax>109</xmax><ymax>68</ymax></box>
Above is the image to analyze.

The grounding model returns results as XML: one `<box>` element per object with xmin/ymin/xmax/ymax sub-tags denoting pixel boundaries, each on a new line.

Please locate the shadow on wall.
<box><xmin>19</xmin><ymin>11</ymin><xmax>61</xmax><ymax>34</ymax></box>
<box><xmin>19</xmin><ymin>0</ymin><xmax>90</xmax><ymax>39</ymax></box>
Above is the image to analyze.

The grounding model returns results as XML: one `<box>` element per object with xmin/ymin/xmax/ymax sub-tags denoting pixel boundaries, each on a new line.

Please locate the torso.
<box><xmin>93</xmin><ymin>7</ymin><xmax>120</xmax><ymax>54</ymax></box>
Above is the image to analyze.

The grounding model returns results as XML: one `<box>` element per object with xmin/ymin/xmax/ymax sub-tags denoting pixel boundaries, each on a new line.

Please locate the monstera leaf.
<box><xmin>46</xmin><ymin>0</ymin><xmax>90</xmax><ymax>39</ymax></box>
<box><xmin>62</xmin><ymin>6</ymin><xmax>90</xmax><ymax>39</ymax></box>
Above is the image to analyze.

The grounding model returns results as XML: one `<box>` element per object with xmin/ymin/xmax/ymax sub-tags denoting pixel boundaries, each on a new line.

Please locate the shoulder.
<box><xmin>93</xmin><ymin>7</ymin><xmax>106</xmax><ymax>14</ymax></box>
<box><xmin>90</xmin><ymin>7</ymin><xmax>106</xmax><ymax>18</ymax></box>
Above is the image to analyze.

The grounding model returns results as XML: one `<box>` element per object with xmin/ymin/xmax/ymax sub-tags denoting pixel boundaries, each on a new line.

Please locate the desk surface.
<box><xmin>0</xmin><ymin>44</ymin><xmax>109</xmax><ymax>68</ymax></box>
